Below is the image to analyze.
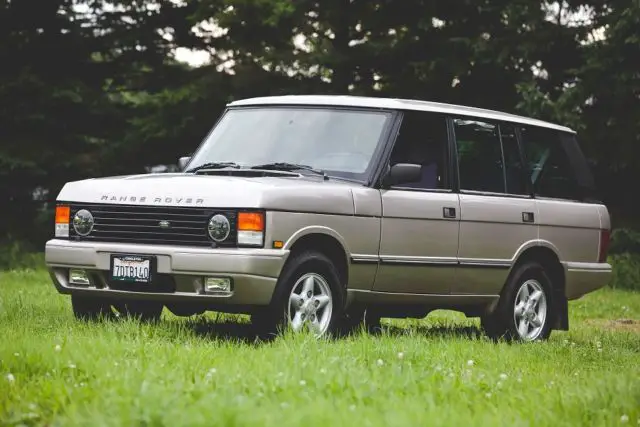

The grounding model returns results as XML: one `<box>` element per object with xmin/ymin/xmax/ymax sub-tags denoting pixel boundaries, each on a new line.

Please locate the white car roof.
<box><xmin>228</xmin><ymin>94</ymin><xmax>575</xmax><ymax>134</ymax></box>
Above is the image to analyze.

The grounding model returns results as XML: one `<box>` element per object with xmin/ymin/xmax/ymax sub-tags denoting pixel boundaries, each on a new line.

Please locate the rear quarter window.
<box><xmin>519</xmin><ymin>126</ymin><xmax>597</xmax><ymax>202</ymax></box>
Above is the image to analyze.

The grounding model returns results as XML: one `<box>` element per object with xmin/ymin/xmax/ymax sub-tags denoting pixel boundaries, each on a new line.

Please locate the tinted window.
<box><xmin>454</xmin><ymin>119</ymin><xmax>506</xmax><ymax>193</ymax></box>
<box><xmin>388</xmin><ymin>111</ymin><xmax>449</xmax><ymax>190</ymax></box>
<box><xmin>520</xmin><ymin>126</ymin><xmax>581</xmax><ymax>200</ymax></box>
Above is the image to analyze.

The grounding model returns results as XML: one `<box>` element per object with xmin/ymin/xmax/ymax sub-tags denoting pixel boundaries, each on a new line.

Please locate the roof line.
<box><xmin>227</xmin><ymin>95</ymin><xmax>575</xmax><ymax>134</ymax></box>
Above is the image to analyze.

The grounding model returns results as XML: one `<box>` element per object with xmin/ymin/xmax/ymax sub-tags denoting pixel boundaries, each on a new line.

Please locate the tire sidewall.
<box><xmin>267</xmin><ymin>251</ymin><xmax>345</xmax><ymax>336</ymax></box>
<box><xmin>501</xmin><ymin>262</ymin><xmax>555</xmax><ymax>342</ymax></box>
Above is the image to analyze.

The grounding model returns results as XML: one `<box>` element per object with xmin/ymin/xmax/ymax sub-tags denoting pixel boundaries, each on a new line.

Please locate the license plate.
<box><xmin>110</xmin><ymin>254</ymin><xmax>155</xmax><ymax>283</ymax></box>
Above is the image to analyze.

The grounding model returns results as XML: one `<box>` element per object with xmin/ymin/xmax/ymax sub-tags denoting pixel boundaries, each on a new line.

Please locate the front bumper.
<box><xmin>45</xmin><ymin>239</ymin><xmax>289</xmax><ymax>306</ymax></box>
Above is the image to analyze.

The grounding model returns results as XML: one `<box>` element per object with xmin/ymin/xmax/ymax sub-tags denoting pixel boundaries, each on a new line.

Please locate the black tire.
<box><xmin>113</xmin><ymin>300</ymin><xmax>164</xmax><ymax>322</ymax></box>
<box><xmin>481</xmin><ymin>261</ymin><xmax>555</xmax><ymax>342</ymax></box>
<box><xmin>71</xmin><ymin>295</ymin><xmax>114</xmax><ymax>321</ymax></box>
<box><xmin>252</xmin><ymin>250</ymin><xmax>345</xmax><ymax>338</ymax></box>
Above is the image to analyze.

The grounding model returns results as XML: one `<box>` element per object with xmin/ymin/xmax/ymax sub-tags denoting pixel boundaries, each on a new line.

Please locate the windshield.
<box><xmin>187</xmin><ymin>107</ymin><xmax>393</xmax><ymax>180</ymax></box>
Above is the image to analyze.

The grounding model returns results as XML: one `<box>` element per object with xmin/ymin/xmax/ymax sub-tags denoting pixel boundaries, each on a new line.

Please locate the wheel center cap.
<box><xmin>303</xmin><ymin>301</ymin><xmax>315</xmax><ymax>316</ymax></box>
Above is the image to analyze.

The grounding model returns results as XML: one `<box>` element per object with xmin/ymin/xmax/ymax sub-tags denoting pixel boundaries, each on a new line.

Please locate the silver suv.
<box><xmin>45</xmin><ymin>95</ymin><xmax>612</xmax><ymax>341</ymax></box>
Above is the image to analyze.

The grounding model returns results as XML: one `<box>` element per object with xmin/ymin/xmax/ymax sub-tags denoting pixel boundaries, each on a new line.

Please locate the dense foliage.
<box><xmin>1</xmin><ymin>0</ymin><xmax>639</xmax><ymax>245</ymax></box>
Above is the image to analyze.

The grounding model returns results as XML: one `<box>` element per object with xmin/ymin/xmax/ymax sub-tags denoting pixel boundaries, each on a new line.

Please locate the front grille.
<box><xmin>68</xmin><ymin>203</ymin><xmax>238</xmax><ymax>247</ymax></box>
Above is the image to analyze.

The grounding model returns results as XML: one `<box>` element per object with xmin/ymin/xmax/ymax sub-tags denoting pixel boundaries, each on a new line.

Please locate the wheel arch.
<box><xmin>507</xmin><ymin>243</ymin><xmax>568</xmax><ymax>330</ymax></box>
<box><xmin>283</xmin><ymin>227</ymin><xmax>350</xmax><ymax>288</ymax></box>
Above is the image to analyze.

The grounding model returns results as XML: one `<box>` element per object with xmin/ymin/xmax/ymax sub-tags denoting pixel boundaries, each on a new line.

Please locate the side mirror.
<box><xmin>381</xmin><ymin>163</ymin><xmax>422</xmax><ymax>187</ymax></box>
<box><xmin>178</xmin><ymin>156</ymin><xmax>191</xmax><ymax>171</ymax></box>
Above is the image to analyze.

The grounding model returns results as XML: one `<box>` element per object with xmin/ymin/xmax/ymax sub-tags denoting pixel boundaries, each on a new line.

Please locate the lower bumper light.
<box><xmin>69</xmin><ymin>269</ymin><xmax>90</xmax><ymax>286</ymax></box>
<box><xmin>204</xmin><ymin>277</ymin><xmax>232</xmax><ymax>293</ymax></box>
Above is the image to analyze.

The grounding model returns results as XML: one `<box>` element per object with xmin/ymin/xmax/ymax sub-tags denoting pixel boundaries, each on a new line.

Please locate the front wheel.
<box><xmin>252</xmin><ymin>251</ymin><xmax>344</xmax><ymax>338</ymax></box>
<box><xmin>481</xmin><ymin>261</ymin><xmax>554</xmax><ymax>342</ymax></box>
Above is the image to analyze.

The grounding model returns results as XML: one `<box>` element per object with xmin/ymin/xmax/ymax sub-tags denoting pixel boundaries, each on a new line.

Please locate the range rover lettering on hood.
<box><xmin>100</xmin><ymin>195</ymin><xmax>205</xmax><ymax>205</ymax></box>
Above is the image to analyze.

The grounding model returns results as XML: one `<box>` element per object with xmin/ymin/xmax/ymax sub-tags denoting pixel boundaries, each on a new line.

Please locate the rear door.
<box><xmin>452</xmin><ymin>118</ymin><xmax>537</xmax><ymax>295</ymax></box>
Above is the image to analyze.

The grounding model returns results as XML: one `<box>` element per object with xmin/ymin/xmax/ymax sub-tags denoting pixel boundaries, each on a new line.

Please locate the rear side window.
<box><xmin>519</xmin><ymin>126</ymin><xmax>587</xmax><ymax>201</ymax></box>
<box><xmin>453</xmin><ymin>118</ymin><xmax>528</xmax><ymax>195</ymax></box>
<box><xmin>453</xmin><ymin>119</ymin><xmax>506</xmax><ymax>193</ymax></box>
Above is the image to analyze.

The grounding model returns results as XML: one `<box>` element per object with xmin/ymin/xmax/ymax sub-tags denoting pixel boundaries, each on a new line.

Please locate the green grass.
<box><xmin>1</xmin><ymin>269</ymin><xmax>639</xmax><ymax>427</ymax></box>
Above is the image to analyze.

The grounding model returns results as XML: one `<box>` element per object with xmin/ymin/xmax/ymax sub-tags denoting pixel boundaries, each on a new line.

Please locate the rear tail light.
<box><xmin>598</xmin><ymin>229</ymin><xmax>610</xmax><ymax>263</ymax></box>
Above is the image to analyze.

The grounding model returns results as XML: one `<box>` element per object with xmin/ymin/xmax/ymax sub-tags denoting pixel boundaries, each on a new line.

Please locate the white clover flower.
<box><xmin>55</xmin><ymin>344</ymin><xmax>61</xmax><ymax>352</ymax></box>
<box><xmin>499</xmin><ymin>373</ymin><xmax>508</xmax><ymax>381</ymax></box>
<box><xmin>397</xmin><ymin>352</ymin><xmax>404</xmax><ymax>360</ymax></box>
<box><xmin>68</xmin><ymin>363</ymin><xmax>76</xmax><ymax>369</ymax></box>
<box><xmin>376</xmin><ymin>359</ymin><xmax>384</xmax><ymax>366</ymax></box>
<box><xmin>620</xmin><ymin>414</ymin><xmax>629</xmax><ymax>423</ymax></box>
<box><xmin>467</xmin><ymin>360</ymin><xmax>474</xmax><ymax>366</ymax></box>
<box><xmin>319</xmin><ymin>368</ymin><xmax>326</xmax><ymax>374</ymax></box>
<box><xmin>6</xmin><ymin>373</ymin><xmax>15</xmax><ymax>383</ymax></box>
<box><xmin>299</xmin><ymin>380</ymin><xmax>306</xmax><ymax>386</ymax></box>
<box><xmin>13</xmin><ymin>353</ymin><xmax>19</xmax><ymax>357</ymax></box>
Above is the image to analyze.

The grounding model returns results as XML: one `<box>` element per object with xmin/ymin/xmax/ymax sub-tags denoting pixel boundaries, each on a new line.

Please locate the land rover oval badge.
<box><xmin>159</xmin><ymin>220</ymin><xmax>171</xmax><ymax>229</ymax></box>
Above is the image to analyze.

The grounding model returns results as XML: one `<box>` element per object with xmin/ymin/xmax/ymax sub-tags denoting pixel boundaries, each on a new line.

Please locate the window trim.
<box><xmin>449</xmin><ymin>115</ymin><xmax>534</xmax><ymax>199</ymax></box>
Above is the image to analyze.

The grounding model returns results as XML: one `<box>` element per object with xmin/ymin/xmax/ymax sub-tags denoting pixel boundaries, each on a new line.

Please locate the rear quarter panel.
<box><xmin>536</xmin><ymin>199</ymin><xmax>601</xmax><ymax>263</ymax></box>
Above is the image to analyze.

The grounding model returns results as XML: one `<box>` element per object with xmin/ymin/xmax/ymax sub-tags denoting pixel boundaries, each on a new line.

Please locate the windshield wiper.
<box><xmin>249</xmin><ymin>162</ymin><xmax>328</xmax><ymax>180</ymax></box>
<box><xmin>186</xmin><ymin>162</ymin><xmax>242</xmax><ymax>173</ymax></box>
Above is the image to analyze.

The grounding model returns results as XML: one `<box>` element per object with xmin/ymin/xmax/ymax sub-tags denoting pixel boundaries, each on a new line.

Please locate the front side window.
<box><xmin>520</xmin><ymin>126</ymin><xmax>581</xmax><ymax>200</ymax></box>
<box><xmin>188</xmin><ymin>107</ymin><xmax>393</xmax><ymax>181</ymax></box>
<box><xmin>388</xmin><ymin>111</ymin><xmax>449</xmax><ymax>190</ymax></box>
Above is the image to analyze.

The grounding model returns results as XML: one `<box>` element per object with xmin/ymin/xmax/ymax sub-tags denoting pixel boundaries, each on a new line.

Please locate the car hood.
<box><xmin>56</xmin><ymin>173</ymin><xmax>362</xmax><ymax>215</ymax></box>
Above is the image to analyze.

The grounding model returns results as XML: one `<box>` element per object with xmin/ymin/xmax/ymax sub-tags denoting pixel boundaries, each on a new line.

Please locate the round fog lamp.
<box><xmin>208</xmin><ymin>214</ymin><xmax>230</xmax><ymax>242</ymax></box>
<box><xmin>73</xmin><ymin>209</ymin><xmax>94</xmax><ymax>236</ymax></box>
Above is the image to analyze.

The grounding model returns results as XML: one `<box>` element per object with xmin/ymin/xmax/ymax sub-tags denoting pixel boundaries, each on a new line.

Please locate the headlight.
<box><xmin>208</xmin><ymin>214</ymin><xmax>231</xmax><ymax>242</ymax></box>
<box><xmin>72</xmin><ymin>209</ymin><xmax>94</xmax><ymax>236</ymax></box>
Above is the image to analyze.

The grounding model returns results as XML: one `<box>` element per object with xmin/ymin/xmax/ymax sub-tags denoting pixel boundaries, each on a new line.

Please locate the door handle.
<box><xmin>522</xmin><ymin>211</ymin><xmax>535</xmax><ymax>223</ymax></box>
<box><xmin>443</xmin><ymin>207</ymin><xmax>457</xmax><ymax>219</ymax></box>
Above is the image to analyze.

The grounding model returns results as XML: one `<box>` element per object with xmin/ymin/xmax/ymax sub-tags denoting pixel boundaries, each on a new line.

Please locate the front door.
<box><xmin>373</xmin><ymin>111</ymin><xmax>460</xmax><ymax>294</ymax></box>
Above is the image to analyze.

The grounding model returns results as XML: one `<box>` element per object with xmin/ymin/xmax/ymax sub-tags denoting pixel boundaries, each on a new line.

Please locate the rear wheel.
<box><xmin>481</xmin><ymin>261</ymin><xmax>554</xmax><ymax>342</ymax></box>
<box><xmin>252</xmin><ymin>251</ymin><xmax>344</xmax><ymax>338</ymax></box>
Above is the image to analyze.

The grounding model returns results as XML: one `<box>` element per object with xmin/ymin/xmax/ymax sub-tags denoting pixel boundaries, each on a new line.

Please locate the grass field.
<box><xmin>1</xmin><ymin>268</ymin><xmax>639</xmax><ymax>427</ymax></box>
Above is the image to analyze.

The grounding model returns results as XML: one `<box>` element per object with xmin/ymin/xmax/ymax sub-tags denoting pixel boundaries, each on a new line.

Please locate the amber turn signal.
<box><xmin>238</xmin><ymin>212</ymin><xmax>264</xmax><ymax>232</ymax></box>
<box><xmin>55</xmin><ymin>205</ymin><xmax>70</xmax><ymax>224</ymax></box>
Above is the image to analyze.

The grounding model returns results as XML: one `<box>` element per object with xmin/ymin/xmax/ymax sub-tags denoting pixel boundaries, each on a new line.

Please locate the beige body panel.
<box><xmin>536</xmin><ymin>199</ymin><xmax>601</xmax><ymax>263</ymax></box>
<box><xmin>373</xmin><ymin>190</ymin><xmax>460</xmax><ymax>294</ymax></box>
<box><xmin>267</xmin><ymin>191</ymin><xmax>382</xmax><ymax>291</ymax></box>
<box><xmin>455</xmin><ymin>193</ymin><xmax>537</xmax><ymax>295</ymax></box>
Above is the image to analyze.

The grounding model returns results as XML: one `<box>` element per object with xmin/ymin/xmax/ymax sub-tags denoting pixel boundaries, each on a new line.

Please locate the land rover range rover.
<box><xmin>45</xmin><ymin>95</ymin><xmax>612</xmax><ymax>341</ymax></box>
